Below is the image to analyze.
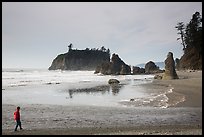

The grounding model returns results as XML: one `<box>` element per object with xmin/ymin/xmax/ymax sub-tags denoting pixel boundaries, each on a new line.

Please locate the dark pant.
<box><xmin>15</xmin><ymin>120</ymin><xmax>22</xmax><ymax>131</ymax></box>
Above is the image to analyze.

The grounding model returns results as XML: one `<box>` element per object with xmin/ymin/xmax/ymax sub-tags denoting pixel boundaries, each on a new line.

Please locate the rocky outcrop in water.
<box><xmin>108</xmin><ymin>79</ymin><xmax>120</xmax><ymax>84</ymax></box>
<box><xmin>94</xmin><ymin>53</ymin><xmax>131</xmax><ymax>75</ymax></box>
<box><xmin>132</xmin><ymin>66</ymin><xmax>145</xmax><ymax>75</ymax></box>
<box><xmin>162</xmin><ymin>52</ymin><xmax>179</xmax><ymax>80</ymax></box>
<box><xmin>49</xmin><ymin>47</ymin><xmax>110</xmax><ymax>70</ymax></box>
<box><xmin>48</xmin><ymin>54</ymin><xmax>67</xmax><ymax>70</ymax></box>
<box><xmin>145</xmin><ymin>61</ymin><xmax>164</xmax><ymax>74</ymax></box>
<box><xmin>133</xmin><ymin>61</ymin><xmax>164</xmax><ymax>75</ymax></box>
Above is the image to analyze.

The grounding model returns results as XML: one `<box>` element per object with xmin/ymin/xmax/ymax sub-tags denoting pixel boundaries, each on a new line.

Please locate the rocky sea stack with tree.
<box><xmin>49</xmin><ymin>44</ymin><xmax>131</xmax><ymax>75</ymax></box>
<box><xmin>49</xmin><ymin>45</ymin><xmax>110</xmax><ymax>70</ymax></box>
<box><xmin>175</xmin><ymin>11</ymin><xmax>202</xmax><ymax>70</ymax></box>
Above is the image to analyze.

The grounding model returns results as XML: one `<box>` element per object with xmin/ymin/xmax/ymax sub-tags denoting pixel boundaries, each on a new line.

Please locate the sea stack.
<box><xmin>94</xmin><ymin>53</ymin><xmax>131</xmax><ymax>75</ymax></box>
<box><xmin>162</xmin><ymin>52</ymin><xmax>179</xmax><ymax>80</ymax></box>
<box><xmin>48</xmin><ymin>46</ymin><xmax>110</xmax><ymax>70</ymax></box>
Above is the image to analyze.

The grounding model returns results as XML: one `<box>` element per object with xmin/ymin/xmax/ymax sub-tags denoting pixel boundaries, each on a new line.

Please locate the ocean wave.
<box><xmin>2</xmin><ymin>70</ymin><xmax>154</xmax><ymax>87</ymax></box>
<box><xmin>2</xmin><ymin>70</ymin><xmax>24</xmax><ymax>72</ymax></box>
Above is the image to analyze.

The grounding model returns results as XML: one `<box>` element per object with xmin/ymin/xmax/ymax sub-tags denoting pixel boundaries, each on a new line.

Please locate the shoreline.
<box><xmin>2</xmin><ymin>70</ymin><xmax>202</xmax><ymax>135</ymax></box>
<box><xmin>158</xmin><ymin>70</ymin><xmax>202</xmax><ymax>108</ymax></box>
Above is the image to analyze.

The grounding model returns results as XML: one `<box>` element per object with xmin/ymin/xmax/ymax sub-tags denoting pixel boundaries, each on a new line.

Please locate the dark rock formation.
<box><xmin>145</xmin><ymin>61</ymin><xmax>163</xmax><ymax>74</ymax></box>
<box><xmin>110</xmin><ymin>54</ymin><xmax>131</xmax><ymax>75</ymax></box>
<box><xmin>95</xmin><ymin>54</ymin><xmax>131</xmax><ymax>75</ymax></box>
<box><xmin>48</xmin><ymin>54</ymin><xmax>67</xmax><ymax>70</ymax></box>
<box><xmin>178</xmin><ymin>47</ymin><xmax>202</xmax><ymax>70</ymax></box>
<box><xmin>162</xmin><ymin>52</ymin><xmax>179</xmax><ymax>80</ymax></box>
<box><xmin>49</xmin><ymin>48</ymin><xmax>110</xmax><ymax>70</ymax></box>
<box><xmin>136</xmin><ymin>62</ymin><xmax>165</xmax><ymax>70</ymax></box>
<box><xmin>130</xmin><ymin>98</ymin><xmax>135</xmax><ymax>101</ymax></box>
<box><xmin>95</xmin><ymin>62</ymin><xmax>111</xmax><ymax>75</ymax></box>
<box><xmin>132</xmin><ymin>66</ymin><xmax>145</xmax><ymax>74</ymax></box>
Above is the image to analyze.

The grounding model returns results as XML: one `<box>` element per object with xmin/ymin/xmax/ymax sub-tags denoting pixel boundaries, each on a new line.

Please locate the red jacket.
<box><xmin>14</xmin><ymin>110</ymin><xmax>20</xmax><ymax>120</ymax></box>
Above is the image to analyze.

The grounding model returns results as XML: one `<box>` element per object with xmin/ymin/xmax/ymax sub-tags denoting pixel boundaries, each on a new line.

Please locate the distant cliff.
<box><xmin>49</xmin><ymin>47</ymin><xmax>110</xmax><ymax>70</ymax></box>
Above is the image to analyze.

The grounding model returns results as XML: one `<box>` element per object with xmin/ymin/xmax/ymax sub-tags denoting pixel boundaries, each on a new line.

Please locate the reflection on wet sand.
<box><xmin>67</xmin><ymin>84</ymin><xmax>124</xmax><ymax>99</ymax></box>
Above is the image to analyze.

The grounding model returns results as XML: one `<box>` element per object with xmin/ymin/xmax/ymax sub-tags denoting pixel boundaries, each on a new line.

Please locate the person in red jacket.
<box><xmin>14</xmin><ymin>106</ymin><xmax>23</xmax><ymax>131</ymax></box>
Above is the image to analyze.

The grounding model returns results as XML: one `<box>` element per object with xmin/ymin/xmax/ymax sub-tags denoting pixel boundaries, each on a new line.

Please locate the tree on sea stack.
<box><xmin>68</xmin><ymin>43</ymin><xmax>73</xmax><ymax>52</ymax></box>
<box><xmin>162</xmin><ymin>52</ymin><xmax>179</xmax><ymax>80</ymax></box>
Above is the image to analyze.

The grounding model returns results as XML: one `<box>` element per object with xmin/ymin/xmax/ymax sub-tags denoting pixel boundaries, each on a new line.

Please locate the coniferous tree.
<box><xmin>175</xmin><ymin>22</ymin><xmax>186</xmax><ymax>50</ymax></box>
<box><xmin>184</xmin><ymin>12</ymin><xmax>202</xmax><ymax>56</ymax></box>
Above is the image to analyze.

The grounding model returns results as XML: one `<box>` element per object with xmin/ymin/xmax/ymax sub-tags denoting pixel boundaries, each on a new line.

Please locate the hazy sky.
<box><xmin>2</xmin><ymin>2</ymin><xmax>202</xmax><ymax>69</ymax></box>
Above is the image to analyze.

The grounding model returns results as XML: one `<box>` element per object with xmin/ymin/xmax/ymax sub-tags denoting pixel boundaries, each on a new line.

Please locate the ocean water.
<box><xmin>2</xmin><ymin>68</ymin><xmax>172</xmax><ymax>108</ymax></box>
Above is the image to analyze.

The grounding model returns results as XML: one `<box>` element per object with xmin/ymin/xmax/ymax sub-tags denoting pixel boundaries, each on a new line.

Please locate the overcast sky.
<box><xmin>2</xmin><ymin>2</ymin><xmax>202</xmax><ymax>69</ymax></box>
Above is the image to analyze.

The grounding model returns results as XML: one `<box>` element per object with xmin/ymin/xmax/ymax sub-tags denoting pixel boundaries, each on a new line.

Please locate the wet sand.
<box><xmin>2</xmin><ymin>71</ymin><xmax>202</xmax><ymax>135</ymax></box>
<box><xmin>140</xmin><ymin>70</ymin><xmax>202</xmax><ymax>108</ymax></box>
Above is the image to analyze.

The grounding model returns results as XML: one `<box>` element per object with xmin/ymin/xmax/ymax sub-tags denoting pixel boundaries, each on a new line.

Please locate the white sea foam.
<box><xmin>118</xmin><ymin>85</ymin><xmax>176</xmax><ymax>108</ymax></box>
<box><xmin>2</xmin><ymin>69</ymin><xmax>154</xmax><ymax>88</ymax></box>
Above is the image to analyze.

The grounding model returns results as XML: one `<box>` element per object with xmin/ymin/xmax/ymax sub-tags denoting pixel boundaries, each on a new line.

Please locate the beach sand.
<box><xmin>2</xmin><ymin>70</ymin><xmax>202</xmax><ymax>135</ymax></box>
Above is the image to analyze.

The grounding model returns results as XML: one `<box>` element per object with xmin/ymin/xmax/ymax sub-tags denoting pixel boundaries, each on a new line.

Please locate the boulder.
<box><xmin>108</xmin><ymin>79</ymin><xmax>120</xmax><ymax>84</ymax></box>
<box><xmin>162</xmin><ymin>52</ymin><xmax>179</xmax><ymax>80</ymax></box>
<box><xmin>130</xmin><ymin>98</ymin><xmax>135</xmax><ymax>101</ymax></box>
